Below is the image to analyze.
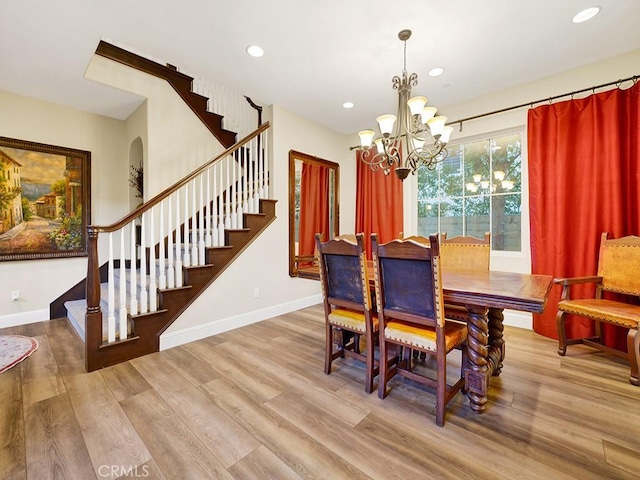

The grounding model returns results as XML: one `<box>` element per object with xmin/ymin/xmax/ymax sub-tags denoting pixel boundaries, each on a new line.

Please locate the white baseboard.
<box><xmin>159</xmin><ymin>294</ymin><xmax>323</xmax><ymax>350</ymax></box>
<box><xmin>503</xmin><ymin>310</ymin><xmax>532</xmax><ymax>330</ymax></box>
<box><xmin>0</xmin><ymin>309</ymin><xmax>50</xmax><ymax>329</ymax></box>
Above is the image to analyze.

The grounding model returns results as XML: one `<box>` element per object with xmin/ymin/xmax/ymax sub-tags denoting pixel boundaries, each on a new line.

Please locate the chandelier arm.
<box><xmin>358</xmin><ymin>148</ymin><xmax>389</xmax><ymax>168</ymax></box>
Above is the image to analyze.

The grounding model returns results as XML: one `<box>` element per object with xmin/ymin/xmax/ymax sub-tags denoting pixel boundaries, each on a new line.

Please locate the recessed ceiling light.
<box><xmin>428</xmin><ymin>67</ymin><xmax>445</xmax><ymax>77</ymax></box>
<box><xmin>342</xmin><ymin>102</ymin><xmax>355</xmax><ymax>109</ymax></box>
<box><xmin>572</xmin><ymin>6</ymin><xmax>601</xmax><ymax>23</ymax></box>
<box><xmin>246</xmin><ymin>45</ymin><xmax>264</xmax><ymax>57</ymax></box>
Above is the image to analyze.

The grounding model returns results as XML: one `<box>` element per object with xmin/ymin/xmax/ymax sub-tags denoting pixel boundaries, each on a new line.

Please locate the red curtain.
<box><xmin>298</xmin><ymin>162</ymin><xmax>329</xmax><ymax>260</ymax></box>
<box><xmin>528</xmin><ymin>82</ymin><xmax>640</xmax><ymax>350</ymax></box>
<box><xmin>355</xmin><ymin>150</ymin><xmax>404</xmax><ymax>258</ymax></box>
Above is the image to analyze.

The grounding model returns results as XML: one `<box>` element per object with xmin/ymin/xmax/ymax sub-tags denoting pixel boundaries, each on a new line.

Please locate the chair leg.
<box><xmin>365</xmin><ymin>329</ymin><xmax>375</xmax><ymax>394</ymax></box>
<box><xmin>628</xmin><ymin>328</ymin><xmax>640</xmax><ymax>386</ymax></box>
<box><xmin>324</xmin><ymin>323</ymin><xmax>333</xmax><ymax>374</ymax></box>
<box><xmin>403</xmin><ymin>347</ymin><xmax>413</xmax><ymax>372</ymax></box>
<box><xmin>378</xmin><ymin>336</ymin><xmax>388</xmax><ymax>399</ymax></box>
<box><xmin>435</xmin><ymin>350</ymin><xmax>446</xmax><ymax>427</ymax></box>
<box><xmin>556</xmin><ymin>310</ymin><xmax>568</xmax><ymax>356</ymax></box>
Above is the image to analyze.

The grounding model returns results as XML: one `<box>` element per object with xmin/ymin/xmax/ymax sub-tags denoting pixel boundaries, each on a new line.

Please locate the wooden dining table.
<box><xmin>367</xmin><ymin>262</ymin><xmax>554</xmax><ymax>414</ymax></box>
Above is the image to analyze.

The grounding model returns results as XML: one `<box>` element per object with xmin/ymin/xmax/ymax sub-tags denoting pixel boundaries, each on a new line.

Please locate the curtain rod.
<box><xmin>449</xmin><ymin>74</ymin><xmax>639</xmax><ymax>131</ymax></box>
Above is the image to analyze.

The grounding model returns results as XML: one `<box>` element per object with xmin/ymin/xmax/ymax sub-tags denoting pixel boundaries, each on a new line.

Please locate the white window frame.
<box><xmin>404</xmin><ymin>125</ymin><xmax>531</xmax><ymax>273</ymax></box>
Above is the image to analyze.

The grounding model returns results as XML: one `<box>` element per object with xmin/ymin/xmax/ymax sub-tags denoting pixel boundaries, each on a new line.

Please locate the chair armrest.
<box><xmin>553</xmin><ymin>276</ymin><xmax>602</xmax><ymax>286</ymax></box>
<box><xmin>553</xmin><ymin>276</ymin><xmax>602</xmax><ymax>301</ymax></box>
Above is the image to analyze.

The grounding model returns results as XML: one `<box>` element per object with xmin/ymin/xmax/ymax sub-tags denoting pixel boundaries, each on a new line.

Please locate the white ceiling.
<box><xmin>1</xmin><ymin>0</ymin><xmax>639</xmax><ymax>135</ymax></box>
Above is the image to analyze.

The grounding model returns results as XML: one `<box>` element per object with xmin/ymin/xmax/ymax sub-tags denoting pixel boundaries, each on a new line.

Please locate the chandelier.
<box><xmin>354</xmin><ymin>29</ymin><xmax>454</xmax><ymax>181</ymax></box>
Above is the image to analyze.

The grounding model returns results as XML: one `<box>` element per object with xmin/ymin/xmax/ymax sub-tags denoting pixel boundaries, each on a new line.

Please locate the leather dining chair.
<box><xmin>371</xmin><ymin>234</ymin><xmax>467</xmax><ymax>426</ymax></box>
<box><xmin>439</xmin><ymin>233</ymin><xmax>491</xmax><ymax>322</ymax></box>
<box><xmin>315</xmin><ymin>232</ymin><xmax>379</xmax><ymax>393</ymax></box>
<box><xmin>440</xmin><ymin>232</ymin><xmax>491</xmax><ymax>271</ymax></box>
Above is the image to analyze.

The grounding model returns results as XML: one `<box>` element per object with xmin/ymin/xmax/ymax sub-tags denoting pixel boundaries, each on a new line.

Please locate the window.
<box><xmin>417</xmin><ymin>131</ymin><xmax>523</xmax><ymax>251</ymax></box>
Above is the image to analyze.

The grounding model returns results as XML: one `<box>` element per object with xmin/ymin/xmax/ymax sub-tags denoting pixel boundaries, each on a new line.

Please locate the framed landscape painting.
<box><xmin>0</xmin><ymin>136</ymin><xmax>91</xmax><ymax>261</ymax></box>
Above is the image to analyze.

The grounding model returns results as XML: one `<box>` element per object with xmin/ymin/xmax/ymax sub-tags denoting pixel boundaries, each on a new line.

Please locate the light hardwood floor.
<box><xmin>1</xmin><ymin>304</ymin><xmax>639</xmax><ymax>479</ymax></box>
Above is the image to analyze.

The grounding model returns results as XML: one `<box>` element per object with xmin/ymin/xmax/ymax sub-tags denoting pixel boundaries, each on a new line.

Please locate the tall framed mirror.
<box><xmin>289</xmin><ymin>150</ymin><xmax>339</xmax><ymax>279</ymax></box>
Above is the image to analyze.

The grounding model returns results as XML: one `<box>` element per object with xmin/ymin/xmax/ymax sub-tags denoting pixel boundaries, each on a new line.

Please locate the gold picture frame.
<box><xmin>0</xmin><ymin>136</ymin><xmax>91</xmax><ymax>261</ymax></box>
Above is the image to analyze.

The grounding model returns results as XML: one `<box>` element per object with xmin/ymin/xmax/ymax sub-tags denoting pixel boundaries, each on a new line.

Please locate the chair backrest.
<box><xmin>597</xmin><ymin>232</ymin><xmax>640</xmax><ymax>295</ymax></box>
<box><xmin>371</xmin><ymin>234</ymin><xmax>444</xmax><ymax>327</ymax></box>
<box><xmin>315</xmin><ymin>233</ymin><xmax>371</xmax><ymax>311</ymax></box>
<box><xmin>440</xmin><ymin>232</ymin><xmax>490</xmax><ymax>271</ymax></box>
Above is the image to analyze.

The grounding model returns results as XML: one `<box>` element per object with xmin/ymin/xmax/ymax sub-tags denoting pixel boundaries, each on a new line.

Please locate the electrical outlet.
<box><xmin>11</xmin><ymin>290</ymin><xmax>20</xmax><ymax>301</ymax></box>
<box><xmin>253</xmin><ymin>287</ymin><xmax>260</xmax><ymax>298</ymax></box>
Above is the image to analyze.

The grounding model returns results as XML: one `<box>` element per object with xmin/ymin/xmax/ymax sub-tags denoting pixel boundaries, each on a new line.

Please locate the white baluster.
<box><xmin>183</xmin><ymin>183</ymin><xmax>191</xmax><ymax>268</ymax></box>
<box><xmin>212</xmin><ymin>164</ymin><xmax>219</xmax><ymax>247</ymax></box>
<box><xmin>205</xmin><ymin>169</ymin><xmax>212</xmax><ymax>247</ymax></box>
<box><xmin>192</xmin><ymin>179</ymin><xmax>199</xmax><ymax>265</ymax></box>
<box><xmin>230</xmin><ymin>154</ymin><xmax>237</xmax><ymax>229</ymax></box>
<box><xmin>175</xmin><ymin>190</ymin><xmax>183</xmax><ymax>287</ymax></box>
<box><xmin>253</xmin><ymin>138</ymin><xmax>260</xmax><ymax>212</ymax></box>
<box><xmin>119</xmin><ymin>228</ymin><xmax>128</xmax><ymax>340</ymax></box>
<box><xmin>167</xmin><ymin>196</ymin><xmax>175</xmax><ymax>289</ymax></box>
<box><xmin>149</xmin><ymin>207</ymin><xmax>157</xmax><ymax>312</ymax></box>
<box><xmin>236</xmin><ymin>154</ymin><xmax>243</xmax><ymax>228</ymax></box>
<box><xmin>199</xmin><ymin>175</ymin><xmax>206</xmax><ymax>265</ymax></box>
<box><xmin>218</xmin><ymin>162</ymin><xmax>225</xmax><ymax>246</ymax></box>
<box><xmin>261</xmin><ymin>131</ymin><xmax>268</xmax><ymax>198</ymax></box>
<box><xmin>129</xmin><ymin>222</ymin><xmax>138</xmax><ymax>316</ymax></box>
<box><xmin>139</xmin><ymin>212</ymin><xmax>148</xmax><ymax>314</ymax></box>
<box><xmin>243</xmin><ymin>145</ymin><xmax>249</xmax><ymax>215</ymax></box>
<box><xmin>159</xmin><ymin>200</ymin><xmax>166</xmax><ymax>290</ymax></box>
<box><xmin>249</xmin><ymin>139</ymin><xmax>255</xmax><ymax>214</ymax></box>
<box><xmin>107</xmin><ymin>233</ymin><xmax>116</xmax><ymax>343</ymax></box>
<box><xmin>225</xmin><ymin>156</ymin><xmax>231</xmax><ymax>229</ymax></box>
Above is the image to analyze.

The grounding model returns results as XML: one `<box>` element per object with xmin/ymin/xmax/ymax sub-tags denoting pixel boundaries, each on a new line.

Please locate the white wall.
<box><xmin>85</xmin><ymin>55</ymin><xmax>225</xmax><ymax>198</ymax></box>
<box><xmin>0</xmin><ymin>90</ymin><xmax>128</xmax><ymax>325</ymax></box>
<box><xmin>161</xmin><ymin>104</ymin><xmax>356</xmax><ymax>347</ymax></box>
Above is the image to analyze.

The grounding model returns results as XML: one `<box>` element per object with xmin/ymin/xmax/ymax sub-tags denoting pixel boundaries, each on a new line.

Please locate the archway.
<box><xmin>128</xmin><ymin>137</ymin><xmax>144</xmax><ymax>210</ymax></box>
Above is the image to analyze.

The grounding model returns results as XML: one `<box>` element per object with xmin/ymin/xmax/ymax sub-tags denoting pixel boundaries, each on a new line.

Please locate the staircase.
<box><xmin>95</xmin><ymin>40</ymin><xmax>240</xmax><ymax>148</ymax></box>
<box><xmin>49</xmin><ymin>42</ymin><xmax>275</xmax><ymax>372</ymax></box>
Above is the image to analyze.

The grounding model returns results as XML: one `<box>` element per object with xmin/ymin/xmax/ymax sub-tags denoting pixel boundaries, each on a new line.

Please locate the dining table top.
<box><xmin>440</xmin><ymin>269</ymin><xmax>553</xmax><ymax>313</ymax></box>
<box><xmin>366</xmin><ymin>261</ymin><xmax>553</xmax><ymax>314</ymax></box>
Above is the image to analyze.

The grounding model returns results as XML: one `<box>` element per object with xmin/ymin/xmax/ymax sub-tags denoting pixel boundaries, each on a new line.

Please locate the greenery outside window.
<box><xmin>417</xmin><ymin>131</ymin><xmax>523</xmax><ymax>251</ymax></box>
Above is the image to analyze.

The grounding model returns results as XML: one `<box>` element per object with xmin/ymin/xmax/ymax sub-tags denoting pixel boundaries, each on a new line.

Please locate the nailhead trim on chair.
<box><xmin>558</xmin><ymin>299</ymin><xmax>640</xmax><ymax>329</ymax></box>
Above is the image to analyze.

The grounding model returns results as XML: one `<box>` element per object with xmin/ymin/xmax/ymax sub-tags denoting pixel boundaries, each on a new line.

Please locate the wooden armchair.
<box><xmin>315</xmin><ymin>233</ymin><xmax>379</xmax><ymax>393</ymax></box>
<box><xmin>555</xmin><ymin>232</ymin><xmax>640</xmax><ymax>386</ymax></box>
<box><xmin>371</xmin><ymin>234</ymin><xmax>467</xmax><ymax>426</ymax></box>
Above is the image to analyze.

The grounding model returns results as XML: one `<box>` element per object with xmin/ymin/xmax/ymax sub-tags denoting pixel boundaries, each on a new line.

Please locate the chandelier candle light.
<box><xmin>354</xmin><ymin>29</ymin><xmax>454</xmax><ymax>181</ymax></box>
<box><xmin>466</xmin><ymin>170</ymin><xmax>515</xmax><ymax>193</ymax></box>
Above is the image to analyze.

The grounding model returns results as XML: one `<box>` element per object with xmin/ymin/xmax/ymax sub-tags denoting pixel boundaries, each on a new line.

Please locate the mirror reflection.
<box><xmin>289</xmin><ymin>150</ymin><xmax>339</xmax><ymax>279</ymax></box>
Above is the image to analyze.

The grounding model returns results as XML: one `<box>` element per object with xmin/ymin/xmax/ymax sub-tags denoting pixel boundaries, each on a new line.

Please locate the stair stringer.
<box><xmin>95</xmin><ymin>40</ymin><xmax>238</xmax><ymax>148</ymax></box>
<box><xmin>84</xmin><ymin>199</ymin><xmax>276</xmax><ymax>371</ymax></box>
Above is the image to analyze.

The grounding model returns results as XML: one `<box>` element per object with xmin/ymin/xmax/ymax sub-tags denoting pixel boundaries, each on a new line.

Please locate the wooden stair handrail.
<box><xmin>90</xmin><ymin>121</ymin><xmax>270</xmax><ymax>234</ymax></box>
<box><xmin>95</xmin><ymin>40</ymin><xmax>237</xmax><ymax>148</ymax></box>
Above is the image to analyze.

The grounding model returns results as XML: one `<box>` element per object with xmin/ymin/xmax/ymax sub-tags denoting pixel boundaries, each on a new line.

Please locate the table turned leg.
<box><xmin>464</xmin><ymin>304</ymin><xmax>489</xmax><ymax>413</ymax></box>
<box><xmin>488</xmin><ymin>308</ymin><xmax>505</xmax><ymax>376</ymax></box>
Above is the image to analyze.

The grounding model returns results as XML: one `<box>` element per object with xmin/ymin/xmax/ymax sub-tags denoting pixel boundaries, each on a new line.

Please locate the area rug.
<box><xmin>0</xmin><ymin>335</ymin><xmax>39</xmax><ymax>374</ymax></box>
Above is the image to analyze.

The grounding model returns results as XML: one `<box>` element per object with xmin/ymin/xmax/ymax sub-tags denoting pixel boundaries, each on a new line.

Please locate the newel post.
<box><xmin>85</xmin><ymin>225</ymin><xmax>102</xmax><ymax>371</ymax></box>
